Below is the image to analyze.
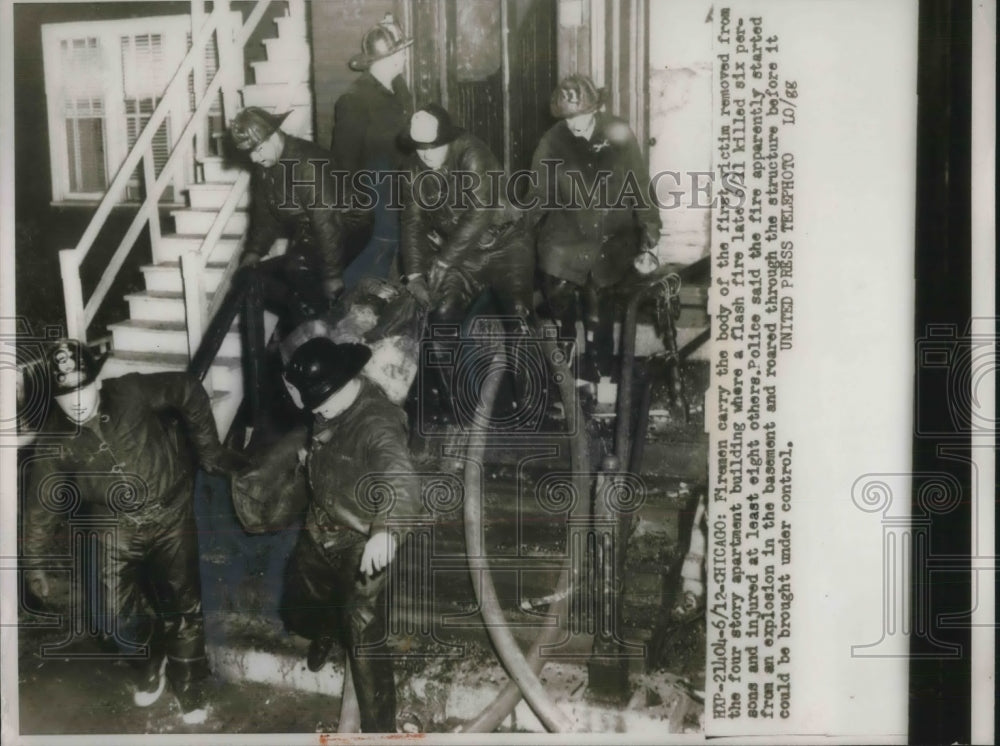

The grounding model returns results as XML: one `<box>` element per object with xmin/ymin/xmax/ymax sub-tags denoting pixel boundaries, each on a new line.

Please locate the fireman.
<box><xmin>23</xmin><ymin>339</ymin><xmax>234</xmax><ymax>724</ymax></box>
<box><xmin>530</xmin><ymin>75</ymin><xmax>662</xmax><ymax>391</ymax></box>
<box><xmin>279</xmin><ymin>337</ymin><xmax>425</xmax><ymax>732</ymax></box>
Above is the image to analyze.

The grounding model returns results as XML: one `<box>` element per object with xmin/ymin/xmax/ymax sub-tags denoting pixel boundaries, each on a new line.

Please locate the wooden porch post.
<box><xmin>215</xmin><ymin>0</ymin><xmax>242</xmax><ymax>126</ymax></box>
<box><xmin>143</xmin><ymin>148</ymin><xmax>162</xmax><ymax>251</ymax></box>
<box><xmin>59</xmin><ymin>250</ymin><xmax>86</xmax><ymax>343</ymax></box>
<box><xmin>180</xmin><ymin>250</ymin><xmax>209</xmax><ymax>391</ymax></box>
<box><xmin>191</xmin><ymin>0</ymin><xmax>209</xmax><ymax>160</ymax></box>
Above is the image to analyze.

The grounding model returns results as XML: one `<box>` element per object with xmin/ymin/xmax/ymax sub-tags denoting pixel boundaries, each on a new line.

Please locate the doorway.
<box><xmin>410</xmin><ymin>0</ymin><xmax>558</xmax><ymax>174</ymax></box>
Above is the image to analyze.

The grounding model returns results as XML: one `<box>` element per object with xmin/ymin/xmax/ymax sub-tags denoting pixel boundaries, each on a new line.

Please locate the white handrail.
<box><xmin>60</xmin><ymin>0</ymin><xmax>278</xmax><ymax>341</ymax></box>
<box><xmin>184</xmin><ymin>169</ymin><xmax>250</xmax><ymax>356</ymax></box>
<box><xmin>70</xmin><ymin>4</ymin><xmax>224</xmax><ymax>265</ymax></box>
<box><xmin>187</xmin><ymin>0</ymin><xmax>309</xmax><ymax>356</ymax></box>
<box><xmin>62</xmin><ymin>0</ymin><xmax>275</xmax><ymax>342</ymax></box>
<box><xmin>83</xmin><ymin>55</ymin><xmax>233</xmax><ymax>326</ymax></box>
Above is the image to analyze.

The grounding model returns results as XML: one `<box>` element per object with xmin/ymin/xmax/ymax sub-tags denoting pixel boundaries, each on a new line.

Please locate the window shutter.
<box><xmin>122</xmin><ymin>33</ymin><xmax>172</xmax><ymax>199</ymax></box>
<box><xmin>60</xmin><ymin>37</ymin><xmax>107</xmax><ymax>193</ymax></box>
<box><xmin>186</xmin><ymin>31</ymin><xmax>222</xmax><ymax>113</ymax></box>
<box><xmin>121</xmin><ymin>33</ymin><xmax>167</xmax><ymax>97</ymax></box>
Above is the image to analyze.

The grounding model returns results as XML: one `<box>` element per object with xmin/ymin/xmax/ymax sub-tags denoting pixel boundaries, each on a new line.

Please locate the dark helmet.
<box><xmin>397</xmin><ymin>103</ymin><xmax>464</xmax><ymax>151</ymax></box>
<box><xmin>230</xmin><ymin>106</ymin><xmax>291</xmax><ymax>151</ymax></box>
<box><xmin>550</xmin><ymin>75</ymin><xmax>605</xmax><ymax>119</ymax></box>
<box><xmin>284</xmin><ymin>338</ymin><xmax>371</xmax><ymax>410</ymax></box>
<box><xmin>349</xmin><ymin>13</ymin><xmax>413</xmax><ymax>71</ymax></box>
<box><xmin>47</xmin><ymin>338</ymin><xmax>101</xmax><ymax>395</ymax></box>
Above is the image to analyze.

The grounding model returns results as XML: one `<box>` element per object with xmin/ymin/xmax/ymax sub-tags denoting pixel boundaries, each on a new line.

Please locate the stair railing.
<box><xmin>58</xmin><ymin>0</ymin><xmax>274</xmax><ymax>343</ymax></box>
<box><xmin>181</xmin><ymin>0</ymin><xmax>310</xmax><ymax>385</ymax></box>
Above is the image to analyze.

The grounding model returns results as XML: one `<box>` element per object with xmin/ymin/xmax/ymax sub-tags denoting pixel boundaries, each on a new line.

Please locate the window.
<box><xmin>42</xmin><ymin>15</ymin><xmax>230</xmax><ymax>204</ymax></box>
<box><xmin>121</xmin><ymin>33</ymin><xmax>171</xmax><ymax>201</ymax></box>
<box><xmin>59</xmin><ymin>37</ymin><xmax>108</xmax><ymax>195</ymax></box>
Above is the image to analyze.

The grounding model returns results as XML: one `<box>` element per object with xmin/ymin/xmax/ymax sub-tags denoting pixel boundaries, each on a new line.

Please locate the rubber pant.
<box><xmin>102</xmin><ymin>486</ymin><xmax>209</xmax><ymax>705</ymax></box>
<box><xmin>281</xmin><ymin>532</ymin><xmax>395</xmax><ymax>732</ymax></box>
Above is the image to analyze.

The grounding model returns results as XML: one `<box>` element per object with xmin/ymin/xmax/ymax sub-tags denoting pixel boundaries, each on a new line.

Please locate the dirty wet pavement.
<box><xmin>18</xmin><ymin>630</ymin><xmax>341</xmax><ymax>735</ymax></box>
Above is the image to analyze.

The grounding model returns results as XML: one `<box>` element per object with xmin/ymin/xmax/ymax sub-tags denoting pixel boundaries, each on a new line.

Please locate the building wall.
<box><xmin>13</xmin><ymin>2</ymin><xmax>190</xmax><ymax>334</ymax></box>
<box><xmin>554</xmin><ymin>0</ymin><xmax>714</xmax><ymax>266</ymax></box>
<box><xmin>307</xmin><ymin>0</ymin><xmax>396</xmax><ymax>151</ymax></box>
<box><xmin>647</xmin><ymin>0</ymin><xmax>714</xmax><ymax>264</ymax></box>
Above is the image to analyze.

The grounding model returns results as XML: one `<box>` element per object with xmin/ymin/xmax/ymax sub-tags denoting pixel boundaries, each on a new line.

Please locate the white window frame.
<box><xmin>42</xmin><ymin>14</ymin><xmax>216</xmax><ymax>204</ymax></box>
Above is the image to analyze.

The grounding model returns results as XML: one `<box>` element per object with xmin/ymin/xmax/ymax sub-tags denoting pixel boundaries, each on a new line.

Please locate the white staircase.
<box><xmin>98</xmin><ymin>2</ymin><xmax>313</xmax><ymax>435</ymax></box>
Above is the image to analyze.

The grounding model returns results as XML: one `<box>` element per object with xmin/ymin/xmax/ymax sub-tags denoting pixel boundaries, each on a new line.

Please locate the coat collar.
<box><xmin>310</xmin><ymin>378</ymin><xmax>376</xmax><ymax>443</ymax></box>
<box><xmin>358</xmin><ymin>71</ymin><xmax>408</xmax><ymax>98</ymax></box>
<box><xmin>560</xmin><ymin>111</ymin><xmax>614</xmax><ymax>147</ymax></box>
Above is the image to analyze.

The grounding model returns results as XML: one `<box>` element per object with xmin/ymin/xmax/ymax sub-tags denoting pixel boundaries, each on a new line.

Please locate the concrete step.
<box><xmin>124</xmin><ymin>289</ymin><xmax>213</xmax><ymax>324</ymax></box>
<box><xmin>199</xmin><ymin>156</ymin><xmax>243</xmax><ymax>183</ymax></box>
<box><xmin>241</xmin><ymin>82</ymin><xmax>312</xmax><ymax>108</ymax></box>
<box><xmin>140</xmin><ymin>260</ymin><xmax>228</xmax><ymax>294</ymax></box>
<box><xmin>172</xmin><ymin>207</ymin><xmax>249</xmax><ymax>236</ymax></box>
<box><xmin>107</xmin><ymin>318</ymin><xmax>241</xmax><ymax>358</ymax></box>
<box><xmin>443</xmin><ymin>430</ymin><xmax>706</xmax><ymax>482</ymax></box>
<box><xmin>205</xmin><ymin>640</ymin><xmax>699</xmax><ymax>733</ymax></box>
<box><xmin>633</xmin><ymin>318</ymin><xmax>709</xmax><ymax>357</ymax></box>
<box><xmin>262</xmin><ymin>35</ymin><xmax>311</xmax><ymax>62</ymax></box>
<box><xmin>185</xmin><ymin>181</ymin><xmax>251</xmax><ymax>210</ymax></box>
<box><xmin>100</xmin><ymin>349</ymin><xmax>242</xmax><ymax>391</ymax></box>
<box><xmin>251</xmin><ymin>57</ymin><xmax>309</xmax><ymax>85</ymax></box>
<box><xmin>153</xmin><ymin>233</ymin><xmax>243</xmax><ymax>264</ymax></box>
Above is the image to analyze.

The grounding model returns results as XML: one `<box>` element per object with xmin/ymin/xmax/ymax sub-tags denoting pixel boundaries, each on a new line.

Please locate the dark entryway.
<box><xmin>410</xmin><ymin>0</ymin><xmax>558</xmax><ymax>174</ymax></box>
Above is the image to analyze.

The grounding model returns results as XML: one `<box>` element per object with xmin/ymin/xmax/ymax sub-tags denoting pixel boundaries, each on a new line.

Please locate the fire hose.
<box><xmin>456</xmin><ymin>275</ymin><xmax>682</xmax><ymax>731</ymax></box>
<box><xmin>615</xmin><ymin>271</ymin><xmax>683</xmax><ymax>466</ymax></box>
<box><xmin>455</xmin><ymin>328</ymin><xmax>591</xmax><ymax>733</ymax></box>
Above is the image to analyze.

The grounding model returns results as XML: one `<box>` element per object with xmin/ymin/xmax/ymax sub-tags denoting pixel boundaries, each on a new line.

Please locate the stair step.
<box><xmin>140</xmin><ymin>260</ymin><xmax>229</xmax><ymax>294</ymax></box>
<box><xmin>101</xmin><ymin>350</ymin><xmax>243</xmax><ymax>393</ymax></box>
<box><xmin>102</xmin><ymin>349</ymin><xmax>241</xmax><ymax>374</ymax></box>
<box><xmin>677</xmin><ymin>305</ymin><xmax>709</xmax><ymax>328</ymax></box>
<box><xmin>676</xmin><ymin>325</ymin><xmax>710</xmax><ymax>361</ymax></box>
<box><xmin>186</xmin><ymin>182</ymin><xmax>251</xmax><ymax>210</ymax></box>
<box><xmin>241</xmin><ymin>82</ymin><xmax>312</xmax><ymax>108</ymax></box>
<box><xmin>262</xmin><ymin>36</ymin><xmax>310</xmax><ymax>62</ymax></box>
<box><xmin>124</xmin><ymin>289</ymin><xmax>216</xmax><ymax>323</ymax></box>
<box><xmin>108</xmin><ymin>318</ymin><xmax>241</xmax><ymax>358</ymax></box>
<box><xmin>251</xmin><ymin>58</ymin><xmax>309</xmax><ymax>85</ymax></box>
<box><xmin>274</xmin><ymin>14</ymin><xmax>307</xmax><ymax>38</ymax></box>
<box><xmin>199</xmin><ymin>156</ymin><xmax>243</xmax><ymax>183</ymax></box>
<box><xmin>154</xmin><ymin>234</ymin><xmax>243</xmax><ymax>264</ymax></box>
<box><xmin>172</xmin><ymin>208</ymin><xmax>249</xmax><ymax>236</ymax></box>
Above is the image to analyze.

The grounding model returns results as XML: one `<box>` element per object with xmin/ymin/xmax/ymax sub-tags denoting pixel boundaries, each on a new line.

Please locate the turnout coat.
<box><xmin>331</xmin><ymin>72</ymin><xmax>412</xmax><ymax>176</ymax></box>
<box><xmin>400</xmin><ymin>132</ymin><xmax>524</xmax><ymax>276</ymax></box>
<box><xmin>530</xmin><ymin>112</ymin><xmax>662</xmax><ymax>287</ymax></box>
<box><xmin>303</xmin><ymin>378</ymin><xmax>424</xmax><ymax>552</ymax></box>
<box><xmin>22</xmin><ymin>371</ymin><xmax>222</xmax><ymax>688</ymax></box>
<box><xmin>24</xmin><ymin>372</ymin><xmax>221</xmax><ymax>552</ymax></box>
<box><xmin>243</xmin><ymin>135</ymin><xmax>345</xmax><ymax>283</ymax></box>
